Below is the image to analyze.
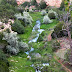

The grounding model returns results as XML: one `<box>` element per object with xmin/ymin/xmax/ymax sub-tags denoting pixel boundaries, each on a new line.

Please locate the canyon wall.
<box><xmin>16</xmin><ymin>0</ymin><xmax>72</xmax><ymax>7</ymax></box>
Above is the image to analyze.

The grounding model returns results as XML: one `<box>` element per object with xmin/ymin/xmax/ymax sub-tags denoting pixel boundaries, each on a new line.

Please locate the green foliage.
<box><xmin>41</xmin><ymin>10</ymin><xmax>47</xmax><ymax>16</ymax></box>
<box><xmin>39</xmin><ymin>1</ymin><xmax>47</xmax><ymax>9</ymax></box>
<box><xmin>3</xmin><ymin>32</ymin><xmax>29</xmax><ymax>55</ymax></box>
<box><xmin>5</xmin><ymin>28</ymin><xmax>11</xmax><ymax>33</ymax></box>
<box><xmin>0</xmin><ymin>0</ymin><xmax>18</xmax><ymax>23</ymax></box>
<box><xmin>52</xmin><ymin>40</ymin><xmax>60</xmax><ymax>52</ymax></box>
<box><xmin>0</xmin><ymin>32</ymin><xmax>3</xmax><ymax>41</ymax></box>
<box><xmin>59</xmin><ymin>0</ymin><xmax>65</xmax><ymax>10</ymax></box>
<box><xmin>48</xmin><ymin>9</ymin><xmax>58</xmax><ymax>19</ymax></box>
<box><xmin>48</xmin><ymin>12</ymin><xmax>56</xmax><ymax>19</ymax></box>
<box><xmin>31</xmin><ymin>0</ymin><xmax>38</xmax><ymax>7</ymax></box>
<box><xmin>21</xmin><ymin>1</ymin><xmax>30</xmax><ymax>7</ymax></box>
<box><xmin>11</xmin><ymin>19</ymin><xmax>25</xmax><ymax>34</ymax></box>
<box><xmin>43</xmin><ymin>15</ymin><xmax>53</xmax><ymax>24</ymax></box>
<box><xmin>0</xmin><ymin>50</ymin><xmax>9</xmax><ymax>72</ymax></box>
<box><xmin>27</xmin><ymin>8</ymin><xmax>29</xmax><ymax>12</ymax></box>
<box><xmin>65</xmin><ymin>49</ymin><xmax>70</xmax><ymax>62</ymax></box>
<box><xmin>37</xmin><ymin>35</ymin><xmax>43</xmax><ymax>42</ymax></box>
<box><xmin>54</xmin><ymin>21</ymin><xmax>64</xmax><ymax>34</ymax></box>
<box><xmin>41</xmin><ymin>31</ymin><xmax>45</xmax><ymax>37</ymax></box>
<box><xmin>1</xmin><ymin>25</ymin><xmax>4</xmax><ymax>29</ymax></box>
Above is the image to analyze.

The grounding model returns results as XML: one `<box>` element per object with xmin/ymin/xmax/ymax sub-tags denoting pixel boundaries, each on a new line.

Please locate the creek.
<box><xmin>25</xmin><ymin>20</ymin><xmax>49</xmax><ymax>72</ymax></box>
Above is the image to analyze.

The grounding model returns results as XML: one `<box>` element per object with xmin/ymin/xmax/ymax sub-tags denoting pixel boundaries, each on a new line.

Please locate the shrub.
<box><xmin>14</xmin><ymin>12</ymin><xmax>33</xmax><ymax>26</ymax></box>
<box><xmin>3</xmin><ymin>32</ymin><xmax>19</xmax><ymax>55</ymax></box>
<box><xmin>27</xmin><ymin>8</ymin><xmax>29</xmax><ymax>12</ymax></box>
<box><xmin>41</xmin><ymin>31</ymin><xmax>45</xmax><ymax>36</ymax></box>
<box><xmin>0</xmin><ymin>50</ymin><xmax>9</xmax><ymax>72</ymax></box>
<box><xmin>59</xmin><ymin>0</ymin><xmax>65</xmax><ymax>10</ymax></box>
<box><xmin>5</xmin><ymin>28</ymin><xmax>11</xmax><ymax>33</ymax></box>
<box><xmin>43</xmin><ymin>15</ymin><xmax>53</xmax><ymax>24</ymax></box>
<box><xmin>52</xmin><ymin>40</ymin><xmax>60</xmax><ymax>52</ymax></box>
<box><xmin>17</xmin><ymin>5</ymin><xmax>24</xmax><ymax>13</ymax></box>
<box><xmin>19</xmin><ymin>41</ymin><xmax>29</xmax><ymax>52</ymax></box>
<box><xmin>21</xmin><ymin>1</ymin><xmax>30</xmax><ymax>7</ymax></box>
<box><xmin>11</xmin><ymin>19</ymin><xmax>25</xmax><ymax>34</ymax></box>
<box><xmin>51</xmin><ymin>21</ymin><xmax>67</xmax><ymax>38</ymax></box>
<box><xmin>41</xmin><ymin>10</ymin><xmax>47</xmax><ymax>16</ymax></box>
<box><xmin>3</xmin><ymin>32</ymin><xmax>29</xmax><ymax>55</ymax></box>
<box><xmin>0</xmin><ymin>32</ymin><xmax>3</xmax><ymax>41</ymax></box>
<box><xmin>1</xmin><ymin>25</ymin><xmax>4</xmax><ymax>29</ymax></box>
<box><xmin>65</xmin><ymin>49</ymin><xmax>72</xmax><ymax>64</ymax></box>
<box><xmin>39</xmin><ymin>1</ymin><xmax>47</xmax><ymax>9</ymax></box>
<box><xmin>29</xmin><ymin>9</ymin><xmax>33</xmax><ymax>13</ymax></box>
<box><xmin>54</xmin><ymin>21</ymin><xmax>64</xmax><ymax>34</ymax></box>
<box><xmin>48</xmin><ymin>9</ymin><xmax>58</xmax><ymax>19</ymax></box>
<box><xmin>6</xmin><ymin>45</ymin><xmax>19</xmax><ymax>55</ymax></box>
<box><xmin>37</xmin><ymin>35</ymin><xmax>43</xmax><ymax>42</ymax></box>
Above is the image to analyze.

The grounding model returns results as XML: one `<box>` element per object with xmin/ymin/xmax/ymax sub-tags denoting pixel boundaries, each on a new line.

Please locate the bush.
<box><xmin>0</xmin><ymin>32</ymin><xmax>3</xmax><ymax>41</ymax></box>
<box><xmin>11</xmin><ymin>19</ymin><xmax>25</xmax><ymax>34</ymax></box>
<box><xmin>51</xmin><ymin>21</ymin><xmax>68</xmax><ymax>38</ymax></box>
<box><xmin>3</xmin><ymin>32</ymin><xmax>29</xmax><ymax>55</ymax></box>
<box><xmin>39</xmin><ymin>1</ymin><xmax>47</xmax><ymax>9</ymax></box>
<box><xmin>48</xmin><ymin>9</ymin><xmax>58</xmax><ymax>19</ymax></box>
<box><xmin>21</xmin><ymin>1</ymin><xmax>30</xmax><ymax>7</ymax></box>
<box><xmin>59</xmin><ymin>0</ymin><xmax>65</xmax><ymax>10</ymax></box>
<box><xmin>23</xmin><ymin>11</ymin><xmax>33</xmax><ymax>26</ymax></box>
<box><xmin>65</xmin><ymin>49</ymin><xmax>72</xmax><ymax>64</ymax></box>
<box><xmin>14</xmin><ymin>12</ymin><xmax>33</xmax><ymax>26</ymax></box>
<box><xmin>52</xmin><ymin>40</ymin><xmax>60</xmax><ymax>52</ymax></box>
<box><xmin>5</xmin><ymin>28</ymin><xmax>11</xmax><ymax>33</ymax></box>
<box><xmin>48</xmin><ymin>12</ymin><xmax>56</xmax><ymax>19</ymax></box>
<box><xmin>3</xmin><ymin>32</ymin><xmax>19</xmax><ymax>55</ymax></box>
<box><xmin>54</xmin><ymin>21</ymin><xmax>64</xmax><ymax>34</ymax></box>
<box><xmin>29</xmin><ymin>9</ymin><xmax>33</xmax><ymax>13</ymax></box>
<box><xmin>0</xmin><ymin>50</ymin><xmax>9</xmax><ymax>72</ymax></box>
<box><xmin>37</xmin><ymin>35</ymin><xmax>43</xmax><ymax>42</ymax></box>
<box><xmin>27</xmin><ymin>8</ymin><xmax>29</xmax><ymax>12</ymax></box>
<box><xmin>41</xmin><ymin>31</ymin><xmax>45</xmax><ymax>36</ymax></box>
<box><xmin>43</xmin><ymin>15</ymin><xmax>53</xmax><ymax>24</ymax></box>
<box><xmin>41</xmin><ymin>10</ymin><xmax>47</xmax><ymax>16</ymax></box>
<box><xmin>19</xmin><ymin>41</ymin><xmax>29</xmax><ymax>52</ymax></box>
<box><xmin>1</xmin><ymin>25</ymin><xmax>4</xmax><ymax>29</ymax></box>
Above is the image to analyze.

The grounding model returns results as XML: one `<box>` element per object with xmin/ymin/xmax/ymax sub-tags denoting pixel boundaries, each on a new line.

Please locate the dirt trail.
<box><xmin>54</xmin><ymin>56</ymin><xmax>72</xmax><ymax>72</ymax></box>
<box><xmin>48</xmin><ymin>34</ymin><xmax>72</xmax><ymax>72</ymax></box>
<box><xmin>48</xmin><ymin>33</ymin><xmax>52</xmax><ymax>41</ymax></box>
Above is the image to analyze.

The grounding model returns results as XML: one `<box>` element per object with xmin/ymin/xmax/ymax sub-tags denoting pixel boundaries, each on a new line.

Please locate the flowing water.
<box><xmin>25</xmin><ymin>20</ymin><xmax>49</xmax><ymax>72</ymax></box>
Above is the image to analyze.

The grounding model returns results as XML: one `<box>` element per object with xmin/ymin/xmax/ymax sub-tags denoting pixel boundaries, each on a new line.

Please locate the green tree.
<box><xmin>39</xmin><ymin>1</ymin><xmax>47</xmax><ymax>9</ymax></box>
<box><xmin>11</xmin><ymin>19</ymin><xmax>25</xmax><ymax>34</ymax></box>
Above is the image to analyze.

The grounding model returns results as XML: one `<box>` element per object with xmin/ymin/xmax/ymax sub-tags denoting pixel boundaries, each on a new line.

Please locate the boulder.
<box><xmin>27</xmin><ymin>55</ymin><xmax>31</xmax><ymax>60</ymax></box>
<box><xmin>0</xmin><ymin>22</ymin><xmax>3</xmax><ymax>26</ymax></box>
<box><xmin>33</xmin><ymin>53</ymin><xmax>41</xmax><ymax>58</ymax></box>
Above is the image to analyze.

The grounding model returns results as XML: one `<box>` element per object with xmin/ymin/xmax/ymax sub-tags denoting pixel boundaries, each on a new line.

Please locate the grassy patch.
<box><xmin>8</xmin><ymin>53</ymin><xmax>35</xmax><ymax>72</ymax></box>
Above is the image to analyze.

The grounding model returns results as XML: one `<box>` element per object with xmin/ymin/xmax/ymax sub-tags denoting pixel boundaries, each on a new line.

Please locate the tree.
<box><xmin>21</xmin><ymin>1</ymin><xmax>30</xmax><ymax>7</ymax></box>
<box><xmin>3</xmin><ymin>32</ymin><xmax>29</xmax><ymax>55</ymax></box>
<box><xmin>59</xmin><ymin>0</ymin><xmax>65</xmax><ymax>10</ymax></box>
<box><xmin>63</xmin><ymin>0</ymin><xmax>72</xmax><ymax>64</ymax></box>
<box><xmin>0</xmin><ymin>0</ymin><xmax>18</xmax><ymax>23</ymax></box>
<box><xmin>31</xmin><ymin>0</ymin><xmax>38</xmax><ymax>7</ymax></box>
<box><xmin>39</xmin><ymin>1</ymin><xmax>47</xmax><ymax>9</ymax></box>
<box><xmin>11</xmin><ymin>19</ymin><xmax>25</xmax><ymax>34</ymax></box>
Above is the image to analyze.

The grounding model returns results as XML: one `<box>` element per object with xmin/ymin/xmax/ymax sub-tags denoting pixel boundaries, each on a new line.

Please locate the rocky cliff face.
<box><xmin>16</xmin><ymin>0</ymin><xmax>72</xmax><ymax>7</ymax></box>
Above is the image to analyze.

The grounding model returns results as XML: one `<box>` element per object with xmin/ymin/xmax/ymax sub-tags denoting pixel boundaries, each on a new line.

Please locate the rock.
<box><xmin>34</xmin><ymin>53</ymin><xmax>41</xmax><ymax>58</ymax></box>
<box><xmin>0</xmin><ymin>22</ymin><xmax>3</xmax><ymax>26</ymax></box>
<box><xmin>27</xmin><ymin>55</ymin><xmax>31</xmax><ymax>60</ymax></box>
